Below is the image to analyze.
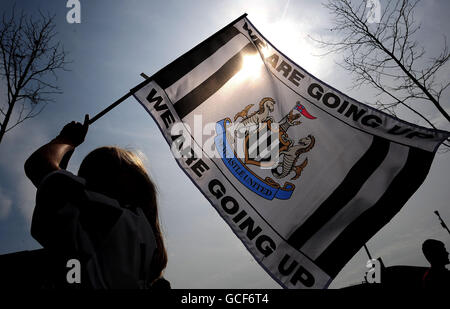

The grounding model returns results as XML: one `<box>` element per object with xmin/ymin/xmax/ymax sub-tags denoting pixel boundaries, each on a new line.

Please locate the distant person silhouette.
<box><xmin>422</xmin><ymin>239</ymin><xmax>450</xmax><ymax>289</ymax></box>
<box><xmin>24</xmin><ymin>115</ymin><xmax>169</xmax><ymax>289</ymax></box>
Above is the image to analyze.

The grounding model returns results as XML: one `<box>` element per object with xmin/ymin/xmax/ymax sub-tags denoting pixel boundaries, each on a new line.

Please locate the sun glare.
<box><xmin>260</xmin><ymin>46</ymin><xmax>271</xmax><ymax>58</ymax></box>
<box><xmin>262</xmin><ymin>20</ymin><xmax>324</xmax><ymax>76</ymax></box>
<box><xmin>234</xmin><ymin>53</ymin><xmax>264</xmax><ymax>83</ymax></box>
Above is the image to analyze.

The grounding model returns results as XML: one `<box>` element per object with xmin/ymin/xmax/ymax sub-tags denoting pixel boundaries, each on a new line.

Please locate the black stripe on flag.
<box><xmin>174</xmin><ymin>43</ymin><xmax>257</xmax><ymax>119</ymax></box>
<box><xmin>152</xmin><ymin>26</ymin><xmax>241</xmax><ymax>90</ymax></box>
<box><xmin>314</xmin><ymin>147</ymin><xmax>435</xmax><ymax>277</ymax></box>
<box><xmin>287</xmin><ymin>136</ymin><xmax>390</xmax><ymax>251</ymax></box>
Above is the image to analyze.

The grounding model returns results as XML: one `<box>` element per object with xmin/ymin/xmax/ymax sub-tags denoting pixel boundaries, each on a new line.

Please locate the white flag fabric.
<box><xmin>132</xmin><ymin>14</ymin><xmax>450</xmax><ymax>288</ymax></box>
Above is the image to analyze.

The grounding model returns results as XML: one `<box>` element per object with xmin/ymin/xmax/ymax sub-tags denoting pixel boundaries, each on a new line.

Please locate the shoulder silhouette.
<box><xmin>422</xmin><ymin>239</ymin><xmax>450</xmax><ymax>289</ymax></box>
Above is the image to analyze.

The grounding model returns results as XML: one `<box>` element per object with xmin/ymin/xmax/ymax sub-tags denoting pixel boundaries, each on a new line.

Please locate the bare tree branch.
<box><xmin>0</xmin><ymin>7</ymin><xmax>68</xmax><ymax>144</ymax></box>
<box><xmin>312</xmin><ymin>0</ymin><xmax>450</xmax><ymax>138</ymax></box>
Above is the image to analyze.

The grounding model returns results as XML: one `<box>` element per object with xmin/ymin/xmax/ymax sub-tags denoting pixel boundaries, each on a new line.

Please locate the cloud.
<box><xmin>0</xmin><ymin>118</ymin><xmax>50</xmax><ymax>223</ymax></box>
<box><xmin>0</xmin><ymin>186</ymin><xmax>12</xmax><ymax>220</ymax></box>
<box><xmin>15</xmin><ymin>177</ymin><xmax>38</xmax><ymax>223</ymax></box>
<box><xmin>430</xmin><ymin>106</ymin><xmax>450</xmax><ymax>131</ymax></box>
<box><xmin>163</xmin><ymin>213</ymin><xmax>280</xmax><ymax>288</ymax></box>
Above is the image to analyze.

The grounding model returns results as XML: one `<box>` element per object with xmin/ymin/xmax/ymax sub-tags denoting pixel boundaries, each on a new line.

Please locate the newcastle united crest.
<box><xmin>215</xmin><ymin>97</ymin><xmax>316</xmax><ymax>200</ymax></box>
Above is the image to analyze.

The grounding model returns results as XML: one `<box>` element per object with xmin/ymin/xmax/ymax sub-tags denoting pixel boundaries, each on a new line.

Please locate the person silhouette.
<box><xmin>422</xmin><ymin>239</ymin><xmax>450</xmax><ymax>289</ymax></box>
<box><xmin>24</xmin><ymin>115</ymin><xmax>169</xmax><ymax>289</ymax></box>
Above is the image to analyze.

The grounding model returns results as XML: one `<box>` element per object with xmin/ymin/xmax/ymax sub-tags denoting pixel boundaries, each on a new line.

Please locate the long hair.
<box><xmin>77</xmin><ymin>146</ymin><xmax>167</xmax><ymax>284</ymax></box>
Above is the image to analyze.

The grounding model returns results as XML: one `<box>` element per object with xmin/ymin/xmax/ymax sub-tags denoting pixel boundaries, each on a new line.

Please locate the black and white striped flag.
<box><xmin>132</xmin><ymin>14</ymin><xmax>450</xmax><ymax>288</ymax></box>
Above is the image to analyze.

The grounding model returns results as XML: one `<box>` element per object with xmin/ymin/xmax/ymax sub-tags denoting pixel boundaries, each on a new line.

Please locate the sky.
<box><xmin>0</xmin><ymin>0</ymin><xmax>449</xmax><ymax>289</ymax></box>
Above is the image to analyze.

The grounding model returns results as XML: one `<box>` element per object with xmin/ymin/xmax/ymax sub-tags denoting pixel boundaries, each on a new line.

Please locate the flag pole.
<box><xmin>434</xmin><ymin>210</ymin><xmax>450</xmax><ymax>236</ymax></box>
<box><xmin>363</xmin><ymin>244</ymin><xmax>373</xmax><ymax>260</ymax></box>
<box><xmin>88</xmin><ymin>15</ymin><xmax>251</xmax><ymax>124</ymax></box>
<box><xmin>88</xmin><ymin>91</ymin><xmax>134</xmax><ymax>125</ymax></box>
<box><xmin>90</xmin><ymin>13</ymin><xmax>250</xmax><ymax>124</ymax></box>
<box><xmin>88</xmin><ymin>73</ymin><xmax>150</xmax><ymax>125</ymax></box>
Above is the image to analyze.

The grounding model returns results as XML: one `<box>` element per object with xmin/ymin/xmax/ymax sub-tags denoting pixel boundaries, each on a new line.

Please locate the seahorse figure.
<box><xmin>272</xmin><ymin>135</ymin><xmax>315</xmax><ymax>180</ymax></box>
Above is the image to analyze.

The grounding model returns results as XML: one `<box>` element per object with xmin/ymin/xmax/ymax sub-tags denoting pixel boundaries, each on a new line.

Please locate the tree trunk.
<box><xmin>0</xmin><ymin>97</ymin><xmax>16</xmax><ymax>145</ymax></box>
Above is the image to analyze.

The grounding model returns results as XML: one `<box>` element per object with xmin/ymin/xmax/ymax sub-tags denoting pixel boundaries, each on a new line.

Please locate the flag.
<box><xmin>132</xmin><ymin>14</ymin><xmax>450</xmax><ymax>288</ymax></box>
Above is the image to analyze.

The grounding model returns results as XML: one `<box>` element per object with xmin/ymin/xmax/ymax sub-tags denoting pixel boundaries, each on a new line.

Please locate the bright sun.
<box><xmin>234</xmin><ymin>53</ymin><xmax>265</xmax><ymax>83</ymax></box>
